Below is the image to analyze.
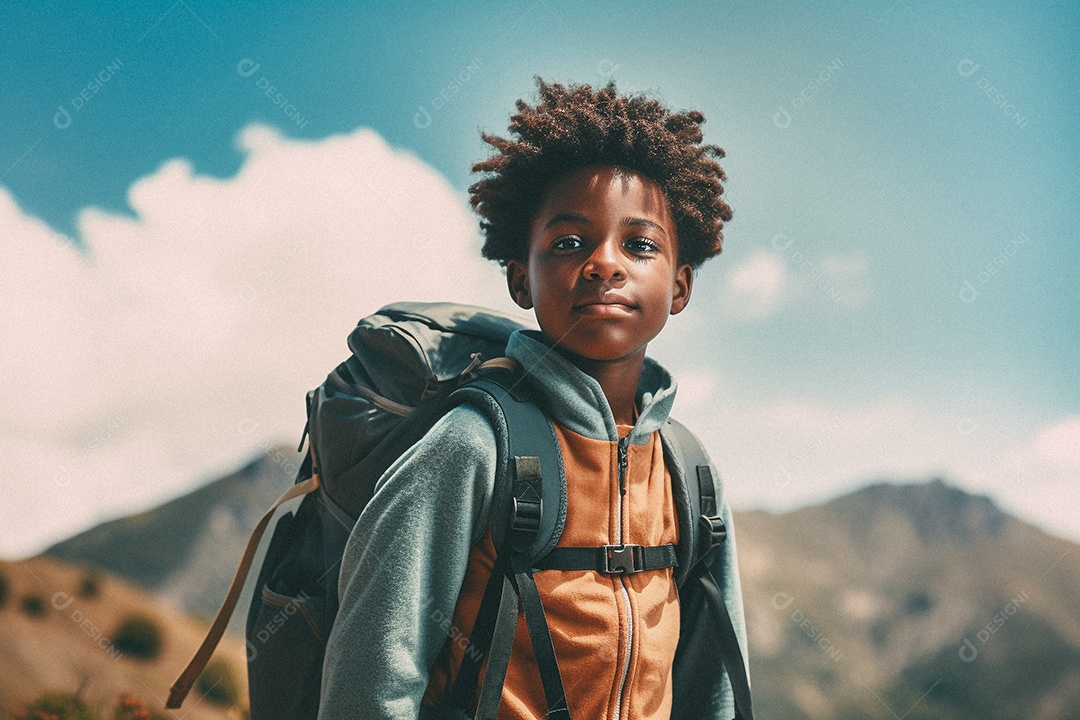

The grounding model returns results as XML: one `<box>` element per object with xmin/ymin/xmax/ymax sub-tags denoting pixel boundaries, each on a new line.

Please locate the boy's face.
<box><xmin>506</xmin><ymin>165</ymin><xmax>692</xmax><ymax>365</ymax></box>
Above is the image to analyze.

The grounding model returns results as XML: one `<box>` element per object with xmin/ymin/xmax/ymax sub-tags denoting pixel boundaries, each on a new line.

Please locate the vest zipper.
<box><xmin>613</xmin><ymin>584</ymin><xmax>633</xmax><ymax>720</ymax></box>
<box><xmin>617</xmin><ymin>437</ymin><xmax>629</xmax><ymax>497</ymax></box>
<box><xmin>613</xmin><ymin>435</ymin><xmax>632</xmax><ymax>720</ymax></box>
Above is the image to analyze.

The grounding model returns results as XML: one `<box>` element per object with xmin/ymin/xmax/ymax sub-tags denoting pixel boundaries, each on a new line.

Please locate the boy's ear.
<box><xmin>505</xmin><ymin>259</ymin><xmax>533</xmax><ymax>309</ymax></box>
<box><xmin>670</xmin><ymin>263</ymin><xmax>693</xmax><ymax>315</ymax></box>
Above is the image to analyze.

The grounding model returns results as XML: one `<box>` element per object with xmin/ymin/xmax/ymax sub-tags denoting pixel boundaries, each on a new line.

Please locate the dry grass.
<box><xmin>0</xmin><ymin>556</ymin><xmax>247</xmax><ymax>720</ymax></box>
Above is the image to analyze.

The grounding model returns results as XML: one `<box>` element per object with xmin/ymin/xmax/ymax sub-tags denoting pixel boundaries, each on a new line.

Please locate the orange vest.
<box><xmin>425</xmin><ymin>420</ymin><xmax>680</xmax><ymax>719</ymax></box>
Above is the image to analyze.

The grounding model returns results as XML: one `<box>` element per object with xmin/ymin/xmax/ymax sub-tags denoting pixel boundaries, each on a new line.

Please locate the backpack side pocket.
<box><xmin>246</xmin><ymin>492</ymin><xmax>343</xmax><ymax>720</ymax></box>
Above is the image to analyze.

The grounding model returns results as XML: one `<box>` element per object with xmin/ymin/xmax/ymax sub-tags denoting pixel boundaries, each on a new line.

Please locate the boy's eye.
<box><xmin>626</xmin><ymin>237</ymin><xmax>660</xmax><ymax>254</ymax></box>
<box><xmin>551</xmin><ymin>235</ymin><xmax>583</xmax><ymax>251</ymax></box>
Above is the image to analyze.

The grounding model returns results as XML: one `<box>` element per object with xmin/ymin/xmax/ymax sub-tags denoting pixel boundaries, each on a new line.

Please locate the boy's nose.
<box><xmin>582</xmin><ymin>239</ymin><xmax>626</xmax><ymax>282</ymax></box>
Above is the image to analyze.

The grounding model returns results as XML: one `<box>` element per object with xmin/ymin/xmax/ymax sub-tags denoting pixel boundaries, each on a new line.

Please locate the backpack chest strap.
<box><xmin>535</xmin><ymin>543</ymin><xmax>678</xmax><ymax>574</ymax></box>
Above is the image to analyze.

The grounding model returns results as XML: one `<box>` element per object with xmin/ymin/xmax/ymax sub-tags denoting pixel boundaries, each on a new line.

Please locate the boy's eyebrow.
<box><xmin>621</xmin><ymin>217</ymin><xmax>667</xmax><ymax>235</ymax></box>
<box><xmin>543</xmin><ymin>212</ymin><xmax>590</xmax><ymax>229</ymax></box>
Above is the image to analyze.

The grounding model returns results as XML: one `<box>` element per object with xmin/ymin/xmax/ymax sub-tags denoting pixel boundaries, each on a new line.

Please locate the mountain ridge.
<box><xmin>36</xmin><ymin>448</ymin><xmax>1080</xmax><ymax>720</ymax></box>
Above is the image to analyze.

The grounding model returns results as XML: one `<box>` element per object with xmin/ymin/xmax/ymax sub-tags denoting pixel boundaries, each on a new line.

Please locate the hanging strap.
<box><xmin>445</xmin><ymin>556</ymin><xmax>510</xmax><ymax>710</ymax></box>
<box><xmin>440</xmin><ymin>366</ymin><xmax>571</xmax><ymax>719</ymax></box>
<box><xmin>473</xmin><ymin>575</ymin><xmax>519</xmax><ymax>720</ymax></box>
<box><xmin>698</xmin><ymin>564</ymin><xmax>755</xmax><ymax>720</ymax></box>
<box><xmin>166</xmin><ymin>472</ymin><xmax>321</xmax><ymax>709</ymax></box>
<box><xmin>512</xmin><ymin>554</ymin><xmax>571</xmax><ymax>719</ymax></box>
<box><xmin>449</xmin><ymin>455</ymin><xmax>570</xmax><ymax>719</ymax></box>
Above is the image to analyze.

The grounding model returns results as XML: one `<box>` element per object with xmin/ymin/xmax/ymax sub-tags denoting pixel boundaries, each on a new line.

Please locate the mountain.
<box><xmin>0</xmin><ymin>554</ymin><xmax>248</xmax><ymax>718</ymax></box>
<box><xmin>40</xmin><ymin>454</ymin><xmax>1080</xmax><ymax>720</ymax></box>
<box><xmin>737</xmin><ymin>478</ymin><xmax>1080</xmax><ymax>720</ymax></box>
<box><xmin>45</xmin><ymin>446</ymin><xmax>299</xmax><ymax>621</ymax></box>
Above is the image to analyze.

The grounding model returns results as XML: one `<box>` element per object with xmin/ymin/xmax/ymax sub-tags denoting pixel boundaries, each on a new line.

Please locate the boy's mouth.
<box><xmin>573</xmin><ymin>293</ymin><xmax>637</xmax><ymax>316</ymax></box>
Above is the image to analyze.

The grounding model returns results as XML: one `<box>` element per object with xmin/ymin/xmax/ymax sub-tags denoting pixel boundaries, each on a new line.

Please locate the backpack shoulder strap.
<box><xmin>443</xmin><ymin>363</ymin><xmax>571</xmax><ymax>719</ymax></box>
<box><xmin>664</xmin><ymin>418</ymin><xmax>727</xmax><ymax>566</ymax></box>
<box><xmin>450</xmin><ymin>366</ymin><xmax>567</xmax><ymax>560</ymax></box>
<box><xmin>663</xmin><ymin>417</ymin><xmax>755</xmax><ymax>720</ymax></box>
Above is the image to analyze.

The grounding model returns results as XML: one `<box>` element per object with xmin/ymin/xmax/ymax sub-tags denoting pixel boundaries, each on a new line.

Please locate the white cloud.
<box><xmin>995</xmin><ymin>415</ymin><xmax>1080</xmax><ymax>540</ymax></box>
<box><xmin>1027</xmin><ymin>416</ymin><xmax>1080</xmax><ymax>475</ymax></box>
<box><xmin>2</xmin><ymin>124</ymin><xmax>1074</xmax><ymax>560</ymax></box>
<box><xmin>0</xmin><ymin>123</ymin><xmax>523</xmax><ymax>557</ymax></box>
<box><xmin>669</xmin><ymin>369</ymin><xmax>720</xmax><ymax>416</ymax></box>
<box><xmin>719</xmin><ymin>249</ymin><xmax>791</xmax><ymax>321</ymax></box>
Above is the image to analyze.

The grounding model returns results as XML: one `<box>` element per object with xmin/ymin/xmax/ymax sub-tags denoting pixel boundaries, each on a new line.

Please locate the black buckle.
<box><xmin>600</xmin><ymin>544</ymin><xmax>643</xmax><ymax>574</ymax></box>
<box><xmin>510</xmin><ymin>498</ymin><xmax>541</xmax><ymax>533</ymax></box>
<box><xmin>700</xmin><ymin>515</ymin><xmax>727</xmax><ymax>548</ymax></box>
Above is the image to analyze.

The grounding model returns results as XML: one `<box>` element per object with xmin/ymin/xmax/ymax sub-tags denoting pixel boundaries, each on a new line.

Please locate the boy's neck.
<box><xmin>555</xmin><ymin>346</ymin><xmax>644</xmax><ymax>427</ymax></box>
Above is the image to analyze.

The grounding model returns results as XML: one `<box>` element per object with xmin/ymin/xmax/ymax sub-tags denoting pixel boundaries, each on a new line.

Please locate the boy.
<box><xmin>318</xmin><ymin>78</ymin><xmax>747</xmax><ymax>719</ymax></box>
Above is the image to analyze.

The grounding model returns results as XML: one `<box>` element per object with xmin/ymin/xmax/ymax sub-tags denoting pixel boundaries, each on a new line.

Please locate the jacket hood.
<box><xmin>505</xmin><ymin>329</ymin><xmax>677</xmax><ymax>445</ymax></box>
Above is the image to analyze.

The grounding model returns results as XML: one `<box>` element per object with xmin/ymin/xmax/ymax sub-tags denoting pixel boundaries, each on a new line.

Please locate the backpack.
<box><xmin>166</xmin><ymin>302</ymin><xmax>753</xmax><ymax>720</ymax></box>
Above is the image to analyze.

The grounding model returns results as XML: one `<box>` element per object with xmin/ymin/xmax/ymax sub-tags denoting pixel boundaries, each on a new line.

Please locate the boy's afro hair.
<box><xmin>469</xmin><ymin>77</ymin><xmax>733</xmax><ymax>269</ymax></box>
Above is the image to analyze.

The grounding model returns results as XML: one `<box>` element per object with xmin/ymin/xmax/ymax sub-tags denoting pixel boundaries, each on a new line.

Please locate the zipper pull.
<box><xmin>617</xmin><ymin>437</ymin><xmax>629</xmax><ymax>496</ymax></box>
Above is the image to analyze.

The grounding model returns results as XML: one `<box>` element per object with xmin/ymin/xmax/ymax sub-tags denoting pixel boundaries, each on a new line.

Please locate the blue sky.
<box><xmin>2</xmin><ymin>0</ymin><xmax>1078</xmax><ymax>556</ymax></box>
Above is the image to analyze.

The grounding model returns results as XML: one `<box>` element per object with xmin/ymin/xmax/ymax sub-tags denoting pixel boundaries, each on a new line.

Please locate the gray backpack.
<box><xmin>167</xmin><ymin>302</ymin><xmax>753</xmax><ymax>720</ymax></box>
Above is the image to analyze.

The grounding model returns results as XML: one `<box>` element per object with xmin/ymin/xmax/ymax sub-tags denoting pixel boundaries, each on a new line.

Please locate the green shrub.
<box><xmin>79</xmin><ymin>571</ymin><xmax>103</xmax><ymax>599</ymax></box>
<box><xmin>20</xmin><ymin>593</ymin><xmax>47</xmax><ymax>618</ymax></box>
<box><xmin>196</xmin><ymin>657</ymin><xmax>242</xmax><ymax>707</ymax></box>
<box><xmin>10</xmin><ymin>691</ymin><xmax>98</xmax><ymax>720</ymax></box>
<box><xmin>112</xmin><ymin>614</ymin><xmax>164</xmax><ymax>660</ymax></box>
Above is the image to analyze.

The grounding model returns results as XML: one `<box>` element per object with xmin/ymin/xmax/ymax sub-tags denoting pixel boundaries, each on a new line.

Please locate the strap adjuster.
<box><xmin>510</xmin><ymin>498</ymin><xmax>542</xmax><ymax>533</ymax></box>
<box><xmin>700</xmin><ymin>515</ymin><xmax>727</xmax><ymax>548</ymax></box>
<box><xmin>600</xmin><ymin>544</ymin><xmax>644</xmax><ymax>574</ymax></box>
